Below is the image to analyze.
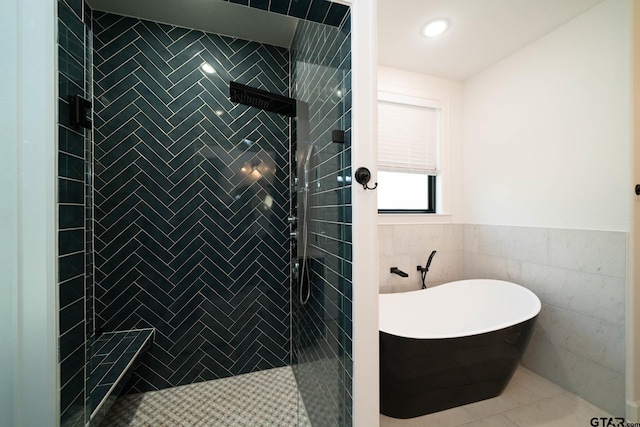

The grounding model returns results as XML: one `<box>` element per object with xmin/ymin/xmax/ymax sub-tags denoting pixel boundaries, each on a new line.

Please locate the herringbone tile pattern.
<box><xmin>93</xmin><ymin>12</ymin><xmax>292</xmax><ymax>394</ymax></box>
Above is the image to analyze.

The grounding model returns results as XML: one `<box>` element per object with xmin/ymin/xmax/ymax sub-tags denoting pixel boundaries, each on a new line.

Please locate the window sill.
<box><xmin>377</xmin><ymin>213</ymin><xmax>453</xmax><ymax>225</ymax></box>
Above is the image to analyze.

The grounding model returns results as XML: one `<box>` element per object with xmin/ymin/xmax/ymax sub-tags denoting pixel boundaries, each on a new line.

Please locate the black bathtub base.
<box><xmin>381</xmin><ymin>375</ymin><xmax>512</xmax><ymax>419</ymax></box>
<box><xmin>380</xmin><ymin>317</ymin><xmax>536</xmax><ymax>419</ymax></box>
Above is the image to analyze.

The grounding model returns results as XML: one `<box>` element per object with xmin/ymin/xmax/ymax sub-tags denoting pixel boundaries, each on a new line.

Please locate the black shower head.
<box><xmin>229</xmin><ymin>81</ymin><xmax>297</xmax><ymax>117</ymax></box>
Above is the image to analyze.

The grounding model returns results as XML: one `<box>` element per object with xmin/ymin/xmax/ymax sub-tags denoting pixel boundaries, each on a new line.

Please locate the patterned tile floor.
<box><xmin>101</xmin><ymin>366</ymin><xmax>310</xmax><ymax>426</ymax></box>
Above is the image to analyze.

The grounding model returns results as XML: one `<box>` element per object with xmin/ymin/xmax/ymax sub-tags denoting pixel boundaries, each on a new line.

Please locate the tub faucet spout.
<box><xmin>390</xmin><ymin>267</ymin><xmax>408</xmax><ymax>277</ymax></box>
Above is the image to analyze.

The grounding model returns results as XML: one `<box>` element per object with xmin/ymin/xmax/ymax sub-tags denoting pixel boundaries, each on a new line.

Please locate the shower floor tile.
<box><xmin>101</xmin><ymin>366</ymin><xmax>310</xmax><ymax>427</ymax></box>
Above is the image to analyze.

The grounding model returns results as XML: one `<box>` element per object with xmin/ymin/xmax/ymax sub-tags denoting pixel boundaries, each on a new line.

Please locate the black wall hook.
<box><xmin>354</xmin><ymin>167</ymin><xmax>378</xmax><ymax>190</ymax></box>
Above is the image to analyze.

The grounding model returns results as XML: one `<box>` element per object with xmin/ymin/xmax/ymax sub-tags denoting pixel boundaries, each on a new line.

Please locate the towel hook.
<box><xmin>354</xmin><ymin>167</ymin><xmax>378</xmax><ymax>190</ymax></box>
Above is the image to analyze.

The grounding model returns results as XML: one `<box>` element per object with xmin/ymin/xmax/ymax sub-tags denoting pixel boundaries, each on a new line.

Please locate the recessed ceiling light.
<box><xmin>422</xmin><ymin>19</ymin><xmax>449</xmax><ymax>38</ymax></box>
<box><xmin>201</xmin><ymin>62</ymin><xmax>215</xmax><ymax>74</ymax></box>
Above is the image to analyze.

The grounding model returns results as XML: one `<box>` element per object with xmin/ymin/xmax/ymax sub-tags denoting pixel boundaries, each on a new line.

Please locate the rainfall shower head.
<box><xmin>229</xmin><ymin>81</ymin><xmax>297</xmax><ymax>117</ymax></box>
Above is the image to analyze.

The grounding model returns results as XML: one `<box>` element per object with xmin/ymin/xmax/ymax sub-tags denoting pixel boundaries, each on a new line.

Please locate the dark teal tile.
<box><xmin>59</xmin><ymin>1</ymin><xmax>84</xmax><ymax>40</ymax></box>
<box><xmin>60</xmin><ymin>297</ymin><xmax>84</xmax><ymax>335</ymax></box>
<box><xmin>61</xmin><ymin>0</ymin><xmax>83</xmax><ymax>21</ymax></box>
<box><xmin>59</xmin><ymin>251</ymin><xmax>84</xmax><ymax>282</ymax></box>
<box><xmin>324</xmin><ymin>3</ymin><xmax>349</xmax><ymax>27</ymax></box>
<box><xmin>60</xmin><ymin>377</ymin><xmax>84</xmax><ymax>426</ymax></box>
<box><xmin>130</xmin><ymin>24</ymin><xmax>172</xmax><ymax>61</ymax></box>
<box><xmin>59</xmin><ymin>316</ymin><xmax>84</xmax><ymax>361</ymax></box>
<box><xmin>270</xmin><ymin>0</ymin><xmax>291</xmax><ymax>15</ymax></box>
<box><xmin>59</xmin><ymin>151</ymin><xmax>84</xmax><ymax>181</ymax></box>
<box><xmin>59</xmin><ymin>126</ymin><xmax>85</xmax><ymax>157</ymax></box>
<box><xmin>58</xmin><ymin>49</ymin><xmax>84</xmax><ymax>98</ymax></box>
<box><xmin>307</xmin><ymin>1</ymin><xmax>330</xmax><ymax>24</ymax></box>
<box><xmin>60</xmin><ymin>275</ymin><xmax>84</xmax><ymax>308</ymax></box>
<box><xmin>59</xmin><ymin>73</ymin><xmax>83</xmax><ymax>103</ymax></box>
<box><xmin>97</xmin><ymin>27</ymin><xmax>139</xmax><ymax>60</ymax></box>
<box><xmin>58</xmin><ymin>178</ymin><xmax>84</xmax><ymax>204</ymax></box>
<box><xmin>249</xmin><ymin>0</ymin><xmax>269</xmax><ymax>10</ymax></box>
<box><xmin>288</xmin><ymin>0</ymin><xmax>309</xmax><ymax>19</ymax></box>
<box><xmin>60</xmin><ymin>344</ymin><xmax>84</xmax><ymax>386</ymax></box>
<box><xmin>59</xmin><ymin>229</ymin><xmax>84</xmax><ymax>255</ymax></box>
<box><xmin>59</xmin><ymin>204</ymin><xmax>84</xmax><ymax>229</ymax></box>
<box><xmin>84</xmin><ymin>2</ymin><xmax>92</xmax><ymax>25</ymax></box>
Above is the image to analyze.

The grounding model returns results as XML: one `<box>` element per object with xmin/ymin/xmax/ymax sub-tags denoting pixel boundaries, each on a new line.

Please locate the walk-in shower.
<box><xmin>56</xmin><ymin>0</ymin><xmax>353</xmax><ymax>425</ymax></box>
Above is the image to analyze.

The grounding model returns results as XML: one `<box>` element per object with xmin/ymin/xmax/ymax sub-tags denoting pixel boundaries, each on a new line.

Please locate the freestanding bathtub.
<box><xmin>379</xmin><ymin>279</ymin><xmax>541</xmax><ymax>419</ymax></box>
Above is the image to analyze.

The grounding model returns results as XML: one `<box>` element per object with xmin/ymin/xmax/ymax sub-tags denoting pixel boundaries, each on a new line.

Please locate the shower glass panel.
<box><xmin>291</xmin><ymin>13</ymin><xmax>353</xmax><ymax>426</ymax></box>
<box><xmin>57</xmin><ymin>0</ymin><xmax>94</xmax><ymax>424</ymax></box>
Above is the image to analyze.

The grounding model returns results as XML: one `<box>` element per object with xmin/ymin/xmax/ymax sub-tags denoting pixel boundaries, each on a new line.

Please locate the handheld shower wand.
<box><xmin>299</xmin><ymin>143</ymin><xmax>314</xmax><ymax>305</ymax></box>
<box><xmin>417</xmin><ymin>250</ymin><xmax>437</xmax><ymax>289</ymax></box>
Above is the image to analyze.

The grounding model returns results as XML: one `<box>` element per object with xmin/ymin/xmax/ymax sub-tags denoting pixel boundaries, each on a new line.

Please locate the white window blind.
<box><xmin>378</xmin><ymin>94</ymin><xmax>440</xmax><ymax>174</ymax></box>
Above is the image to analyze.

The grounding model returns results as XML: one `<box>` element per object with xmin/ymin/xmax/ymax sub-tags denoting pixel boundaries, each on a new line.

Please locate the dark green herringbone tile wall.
<box><xmin>92</xmin><ymin>12</ymin><xmax>292</xmax><ymax>394</ymax></box>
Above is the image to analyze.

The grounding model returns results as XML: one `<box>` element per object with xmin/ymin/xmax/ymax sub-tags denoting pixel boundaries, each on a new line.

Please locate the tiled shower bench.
<box><xmin>88</xmin><ymin>328</ymin><xmax>154</xmax><ymax>425</ymax></box>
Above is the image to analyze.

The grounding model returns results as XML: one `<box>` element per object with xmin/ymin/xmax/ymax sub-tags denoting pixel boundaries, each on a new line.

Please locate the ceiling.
<box><xmin>87</xmin><ymin>0</ymin><xmax>607</xmax><ymax>80</ymax></box>
<box><xmin>378</xmin><ymin>0</ymin><xmax>606</xmax><ymax>81</ymax></box>
<box><xmin>86</xmin><ymin>0</ymin><xmax>299</xmax><ymax>48</ymax></box>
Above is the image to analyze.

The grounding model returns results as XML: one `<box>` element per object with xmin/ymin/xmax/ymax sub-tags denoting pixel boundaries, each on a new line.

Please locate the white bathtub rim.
<box><xmin>379</xmin><ymin>279</ymin><xmax>541</xmax><ymax>340</ymax></box>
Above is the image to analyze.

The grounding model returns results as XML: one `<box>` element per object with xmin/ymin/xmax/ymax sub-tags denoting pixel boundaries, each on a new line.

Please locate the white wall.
<box><xmin>462</xmin><ymin>0</ymin><xmax>631</xmax><ymax>232</ymax></box>
<box><xmin>378</xmin><ymin>66</ymin><xmax>464</xmax><ymax>224</ymax></box>
<box><xmin>0</xmin><ymin>0</ymin><xmax>19</xmax><ymax>423</ymax></box>
<box><xmin>1</xmin><ymin>0</ymin><xmax>59</xmax><ymax>425</ymax></box>
<box><xmin>351</xmin><ymin>0</ymin><xmax>380</xmax><ymax>426</ymax></box>
<box><xmin>629</xmin><ymin>0</ymin><xmax>640</xmax><ymax>421</ymax></box>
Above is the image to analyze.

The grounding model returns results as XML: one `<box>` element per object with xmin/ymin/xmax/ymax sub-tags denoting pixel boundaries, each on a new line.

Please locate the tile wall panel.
<box><xmin>92</xmin><ymin>12</ymin><xmax>291</xmax><ymax>393</ymax></box>
<box><xmin>291</xmin><ymin>13</ymin><xmax>353</xmax><ymax>426</ymax></box>
<box><xmin>378</xmin><ymin>224</ymin><xmax>464</xmax><ymax>293</ymax></box>
<box><xmin>58</xmin><ymin>0</ymin><xmax>91</xmax><ymax>425</ymax></box>
<box><xmin>463</xmin><ymin>224</ymin><xmax>626</xmax><ymax>416</ymax></box>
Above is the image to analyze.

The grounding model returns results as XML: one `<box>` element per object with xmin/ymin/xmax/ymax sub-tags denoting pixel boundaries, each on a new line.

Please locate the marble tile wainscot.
<box><xmin>378</xmin><ymin>224</ymin><xmax>464</xmax><ymax>293</ymax></box>
<box><xmin>463</xmin><ymin>224</ymin><xmax>626</xmax><ymax>416</ymax></box>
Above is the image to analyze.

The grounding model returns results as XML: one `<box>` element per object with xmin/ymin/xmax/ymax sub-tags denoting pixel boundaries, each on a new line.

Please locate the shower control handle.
<box><xmin>288</xmin><ymin>216</ymin><xmax>297</xmax><ymax>226</ymax></box>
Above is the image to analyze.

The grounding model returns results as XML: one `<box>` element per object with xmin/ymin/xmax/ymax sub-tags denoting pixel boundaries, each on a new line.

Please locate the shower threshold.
<box><xmin>88</xmin><ymin>328</ymin><xmax>155</xmax><ymax>425</ymax></box>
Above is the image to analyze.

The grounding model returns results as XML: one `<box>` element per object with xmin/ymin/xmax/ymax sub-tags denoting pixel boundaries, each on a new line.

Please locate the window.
<box><xmin>377</xmin><ymin>92</ymin><xmax>440</xmax><ymax>213</ymax></box>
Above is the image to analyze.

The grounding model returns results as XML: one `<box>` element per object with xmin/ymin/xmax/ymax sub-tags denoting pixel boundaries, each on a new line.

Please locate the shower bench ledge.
<box><xmin>88</xmin><ymin>328</ymin><xmax>155</xmax><ymax>424</ymax></box>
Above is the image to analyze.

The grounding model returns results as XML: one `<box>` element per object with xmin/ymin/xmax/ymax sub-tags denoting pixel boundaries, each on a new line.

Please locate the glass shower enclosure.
<box><xmin>56</xmin><ymin>0</ymin><xmax>353</xmax><ymax>425</ymax></box>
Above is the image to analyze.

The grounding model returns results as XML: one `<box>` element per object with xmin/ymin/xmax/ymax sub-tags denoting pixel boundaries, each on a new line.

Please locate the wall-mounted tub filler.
<box><xmin>417</xmin><ymin>250</ymin><xmax>437</xmax><ymax>289</ymax></box>
<box><xmin>390</xmin><ymin>267</ymin><xmax>409</xmax><ymax>277</ymax></box>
